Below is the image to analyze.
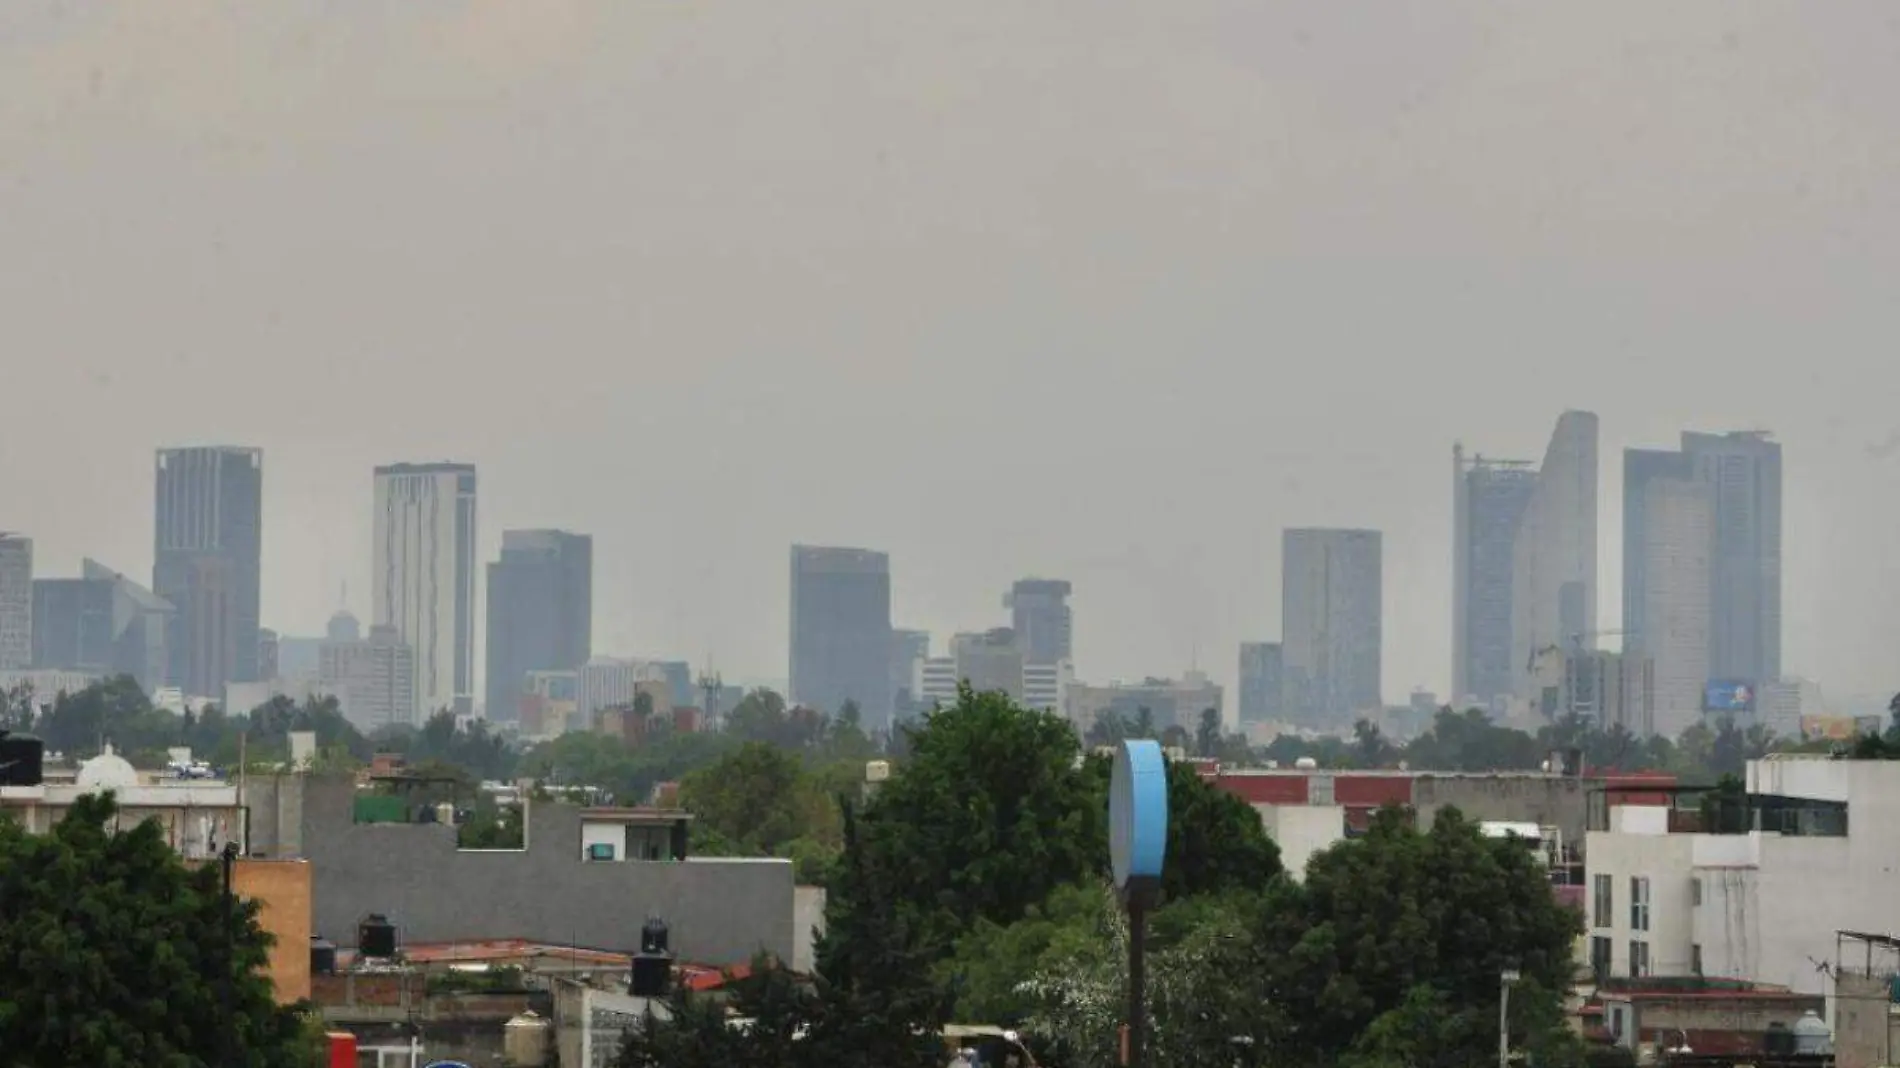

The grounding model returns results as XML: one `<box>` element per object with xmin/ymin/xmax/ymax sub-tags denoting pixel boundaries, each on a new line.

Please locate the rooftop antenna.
<box><xmin>698</xmin><ymin>665</ymin><xmax>725</xmax><ymax>731</ymax></box>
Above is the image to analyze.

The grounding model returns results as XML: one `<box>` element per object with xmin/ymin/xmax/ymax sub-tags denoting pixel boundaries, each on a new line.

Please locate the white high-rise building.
<box><xmin>1508</xmin><ymin>411</ymin><xmax>1599</xmax><ymax>701</ymax></box>
<box><xmin>1452</xmin><ymin>411</ymin><xmax>1598</xmax><ymax>715</ymax></box>
<box><xmin>0</xmin><ymin>534</ymin><xmax>32</xmax><ymax>671</ymax></box>
<box><xmin>372</xmin><ymin>463</ymin><xmax>478</xmax><ymax>717</ymax></box>
<box><xmin>319</xmin><ymin>624</ymin><xmax>417</xmax><ymax>732</ymax></box>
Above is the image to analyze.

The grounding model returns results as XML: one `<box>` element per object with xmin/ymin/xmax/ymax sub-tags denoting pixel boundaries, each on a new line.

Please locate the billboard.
<box><xmin>1704</xmin><ymin>681</ymin><xmax>1756</xmax><ymax>714</ymax></box>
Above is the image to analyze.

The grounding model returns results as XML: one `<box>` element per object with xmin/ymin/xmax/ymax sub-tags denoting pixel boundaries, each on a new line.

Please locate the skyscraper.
<box><xmin>1683</xmin><ymin>431</ymin><xmax>1782</xmax><ymax>686</ymax></box>
<box><xmin>0</xmin><ymin>534</ymin><xmax>32</xmax><ymax>671</ymax></box>
<box><xmin>154</xmin><ymin>447</ymin><xmax>263</xmax><ymax>695</ymax></box>
<box><xmin>32</xmin><ymin>559</ymin><xmax>172</xmax><ymax>689</ymax></box>
<box><xmin>1005</xmin><ymin>578</ymin><xmax>1073</xmax><ymax>664</ymax></box>
<box><xmin>1507</xmin><ymin>410</ymin><xmax>1599</xmax><ymax>697</ymax></box>
<box><xmin>484</xmin><ymin>530</ymin><xmax>593</xmax><ymax>722</ymax></box>
<box><xmin>373</xmin><ymin>463</ymin><xmax>478</xmax><ymax>717</ymax></box>
<box><xmin>1237</xmin><ymin>641</ymin><xmax>1283</xmax><ymax>724</ymax></box>
<box><xmin>789</xmin><ymin>545</ymin><xmax>892</xmax><ymax>729</ymax></box>
<box><xmin>1281</xmin><ymin>528</ymin><xmax>1382</xmax><ymax>728</ymax></box>
<box><xmin>1451</xmin><ymin>410</ymin><xmax>1599</xmax><ymax>712</ymax></box>
<box><xmin>1451</xmin><ymin>449</ymin><xmax>1536</xmax><ymax>707</ymax></box>
<box><xmin>1623</xmin><ymin>431</ymin><xmax>1780</xmax><ymax>732</ymax></box>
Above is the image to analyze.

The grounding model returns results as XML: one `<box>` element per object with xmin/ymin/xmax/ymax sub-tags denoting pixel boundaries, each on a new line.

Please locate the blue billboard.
<box><xmin>1704</xmin><ymin>681</ymin><xmax>1756</xmax><ymax>713</ymax></box>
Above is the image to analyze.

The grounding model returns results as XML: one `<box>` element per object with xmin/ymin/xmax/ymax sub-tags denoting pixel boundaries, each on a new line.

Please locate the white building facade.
<box><xmin>372</xmin><ymin>463</ymin><xmax>478</xmax><ymax>716</ymax></box>
<box><xmin>1584</xmin><ymin>756</ymin><xmax>1898</xmax><ymax>1014</ymax></box>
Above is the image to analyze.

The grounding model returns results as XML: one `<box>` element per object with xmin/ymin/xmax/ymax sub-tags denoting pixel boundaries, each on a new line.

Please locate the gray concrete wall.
<box><xmin>1411</xmin><ymin>774</ymin><xmax>1593</xmax><ymax>845</ymax></box>
<box><xmin>294</xmin><ymin>776</ymin><xmax>794</xmax><ymax>967</ymax></box>
<box><xmin>1834</xmin><ymin>973</ymin><xmax>1896</xmax><ymax>1068</ymax></box>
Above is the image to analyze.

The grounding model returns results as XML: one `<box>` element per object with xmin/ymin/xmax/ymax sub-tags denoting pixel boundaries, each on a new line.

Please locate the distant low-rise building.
<box><xmin>0</xmin><ymin>744</ymin><xmax>241</xmax><ymax>859</ymax></box>
<box><xmin>1526</xmin><ymin>646</ymin><xmax>1655</xmax><ymax>736</ymax></box>
<box><xmin>320</xmin><ymin>624</ymin><xmax>418</xmax><ymax>731</ymax></box>
<box><xmin>1065</xmin><ymin>672</ymin><xmax>1222</xmax><ymax>734</ymax></box>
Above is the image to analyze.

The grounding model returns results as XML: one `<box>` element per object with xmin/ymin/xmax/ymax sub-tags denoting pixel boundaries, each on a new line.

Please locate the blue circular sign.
<box><xmin>1109</xmin><ymin>739</ymin><xmax>1168</xmax><ymax>891</ymax></box>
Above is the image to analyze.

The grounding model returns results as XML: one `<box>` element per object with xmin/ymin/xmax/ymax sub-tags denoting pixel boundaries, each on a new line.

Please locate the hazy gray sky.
<box><xmin>4</xmin><ymin>1</ymin><xmax>1898</xmax><ymax>711</ymax></box>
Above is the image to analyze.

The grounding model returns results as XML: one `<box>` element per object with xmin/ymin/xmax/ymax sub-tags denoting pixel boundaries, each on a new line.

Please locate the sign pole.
<box><xmin>1108</xmin><ymin>740</ymin><xmax>1168</xmax><ymax>1068</ymax></box>
<box><xmin>1126</xmin><ymin>893</ymin><xmax>1147</xmax><ymax>1068</ymax></box>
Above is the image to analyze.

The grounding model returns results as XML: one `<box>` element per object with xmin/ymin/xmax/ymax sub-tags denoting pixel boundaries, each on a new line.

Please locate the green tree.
<box><xmin>679</xmin><ymin>742</ymin><xmax>838</xmax><ymax>856</ymax></box>
<box><xmin>1014</xmin><ymin>884</ymin><xmax>1273</xmax><ymax>1068</ymax></box>
<box><xmin>825</xmin><ymin>686</ymin><xmax>1102</xmax><ymax>958</ymax></box>
<box><xmin>1084</xmin><ymin>709</ymin><xmax>1130</xmax><ymax>749</ymax></box>
<box><xmin>1256</xmin><ymin>806</ymin><xmax>1582</xmax><ymax>1066</ymax></box>
<box><xmin>1352</xmin><ymin>718</ymin><xmax>1394</xmax><ymax>767</ymax></box>
<box><xmin>1195</xmin><ymin>707</ymin><xmax>1222</xmax><ymax>757</ymax></box>
<box><xmin>0</xmin><ymin>792</ymin><xmax>316</xmax><ymax>1065</ymax></box>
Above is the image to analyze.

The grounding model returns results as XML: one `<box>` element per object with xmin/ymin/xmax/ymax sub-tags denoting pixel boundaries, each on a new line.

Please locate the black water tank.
<box><xmin>359</xmin><ymin>914</ymin><xmax>397</xmax><ymax>958</ymax></box>
<box><xmin>641</xmin><ymin>918</ymin><xmax>670</xmax><ymax>955</ymax></box>
<box><xmin>631</xmin><ymin>954</ymin><xmax>672</xmax><ymax>997</ymax></box>
<box><xmin>0</xmin><ymin>733</ymin><xmax>44</xmax><ymax>787</ymax></box>
<box><xmin>1764</xmin><ymin>1022</ymin><xmax>1795</xmax><ymax>1055</ymax></box>
<box><xmin>310</xmin><ymin>936</ymin><xmax>338</xmax><ymax>976</ymax></box>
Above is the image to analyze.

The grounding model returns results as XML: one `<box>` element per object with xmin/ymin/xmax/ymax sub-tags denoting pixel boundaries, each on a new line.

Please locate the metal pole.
<box><xmin>1498</xmin><ymin>973</ymin><xmax>1513</xmax><ymax>1068</ymax></box>
<box><xmin>221</xmin><ymin>841</ymin><xmax>237</xmax><ymax>1068</ymax></box>
<box><xmin>1127</xmin><ymin>896</ymin><xmax>1148</xmax><ymax>1068</ymax></box>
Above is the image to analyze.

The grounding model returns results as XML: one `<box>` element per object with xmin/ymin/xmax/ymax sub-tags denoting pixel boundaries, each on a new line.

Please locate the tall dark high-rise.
<box><xmin>789</xmin><ymin>545</ymin><xmax>892</xmax><ymax>729</ymax></box>
<box><xmin>1451</xmin><ymin>449</ymin><xmax>1536</xmax><ymax>708</ymax></box>
<box><xmin>1238</xmin><ymin>641</ymin><xmax>1283</xmax><ymax>724</ymax></box>
<box><xmin>1281</xmin><ymin>528</ymin><xmax>1382</xmax><ymax>728</ymax></box>
<box><xmin>1005</xmin><ymin>578</ymin><xmax>1073</xmax><ymax>664</ymax></box>
<box><xmin>154</xmin><ymin>446</ymin><xmax>262</xmax><ymax>695</ymax></box>
<box><xmin>483</xmin><ymin>530</ymin><xmax>593</xmax><ymax>722</ymax></box>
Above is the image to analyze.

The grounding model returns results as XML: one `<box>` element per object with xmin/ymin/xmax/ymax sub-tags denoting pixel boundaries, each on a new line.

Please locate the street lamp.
<box><xmin>1499</xmin><ymin>969</ymin><xmax>1521</xmax><ymax>1068</ymax></box>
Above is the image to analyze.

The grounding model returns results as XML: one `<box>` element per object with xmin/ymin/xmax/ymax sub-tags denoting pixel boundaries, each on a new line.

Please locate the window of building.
<box><xmin>1692</xmin><ymin>876</ymin><xmax>1702</xmax><ymax>906</ymax></box>
<box><xmin>1591</xmin><ymin>936</ymin><xmax>1613</xmax><ymax>980</ymax></box>
<box><xmin>1630</xmin><ymin>875</ymin><xmax>1650</xmax><ymax>932</ymax></box>
<box><xmin>1593</xmin><ymin>874</ymin><xmax>1613</xmax><ymax>928</ymax></box>
<box><xmin>1630</xmin><ymin>939</ymin><xmax>1650</xmax><ymax>978</ymax></box>
<box><xmin>1692</xmin><ymin>943</ymin><xmax>1703</xmax><ymax>976</ymax></box>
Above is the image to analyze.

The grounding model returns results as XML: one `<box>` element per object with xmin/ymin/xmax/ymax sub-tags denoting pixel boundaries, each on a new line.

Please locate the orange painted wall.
<box><xmin>233</xmin><ymin>858</ymin><xmax>313</xmax><ymax>1003</ymax></box>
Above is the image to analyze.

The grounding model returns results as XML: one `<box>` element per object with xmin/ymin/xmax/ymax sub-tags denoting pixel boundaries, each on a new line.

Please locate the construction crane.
<box><xmin>1568</xmin><ymin>629</ymin><xmax>1631</xmax><ymax>652</ymax></box>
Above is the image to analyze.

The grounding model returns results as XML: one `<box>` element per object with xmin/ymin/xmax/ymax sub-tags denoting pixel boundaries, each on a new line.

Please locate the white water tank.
<box><xmin>504</xmin><ymin>1010</ymin><xmax>552</xmax><ymax>1066</ymax></box>
<box><xmin>1295</xmin><ymin>757</ymin><xmax>1319</xmax><ymax>770</ymax></box>
<box><xmin>1792</xmin><ymin>1010</ymin><xmax>1831</xmax><ymax>1054</ymax></box>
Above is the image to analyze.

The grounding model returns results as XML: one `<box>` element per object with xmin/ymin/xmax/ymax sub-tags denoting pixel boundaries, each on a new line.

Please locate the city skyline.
<box><xmin>0</xmin><ymin>417</ymin><xmax>1833</xmax><ymax>722</ymax></box>
<box><xmin>4</xmin><ymin>4</ymin><xmax>1896</xmax><ymax>710</ymax></box>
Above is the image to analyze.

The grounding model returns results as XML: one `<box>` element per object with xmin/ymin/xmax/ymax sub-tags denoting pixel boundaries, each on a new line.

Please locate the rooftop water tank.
<box><xmin>1791</xmin><ymin>1010</ymin><xmax>1831</xmax><ymax>1054</ymax></box>
<box><xmin>504</xmin><ymin>1011</ymin><xmax>552</xmax><ymax>1067</ymax></box>
<box><xmin>310</xmin><ymin>936</ymin><xmax>338</xmax><ymax>976</ymax></box>
<box><xmin>1295</xmin><ymin>757</ymin><xmax>1319</xmax><ymax>770</ymax></box>
<box><xmin>358</xmin><ymin>914</ymin><xmax>397</xmax><ymax>959</ymax></box>
<box><xmin>0</xmin><ymin>733</ymin><xmax>44</xmax><ymax>787</ymax></box>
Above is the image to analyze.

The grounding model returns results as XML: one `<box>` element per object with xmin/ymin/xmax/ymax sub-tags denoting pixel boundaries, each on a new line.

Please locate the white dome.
<box><xmin>77</xmin><ymin>743</ymin><xmax>139</xmax><ymax>791</ymax></box>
